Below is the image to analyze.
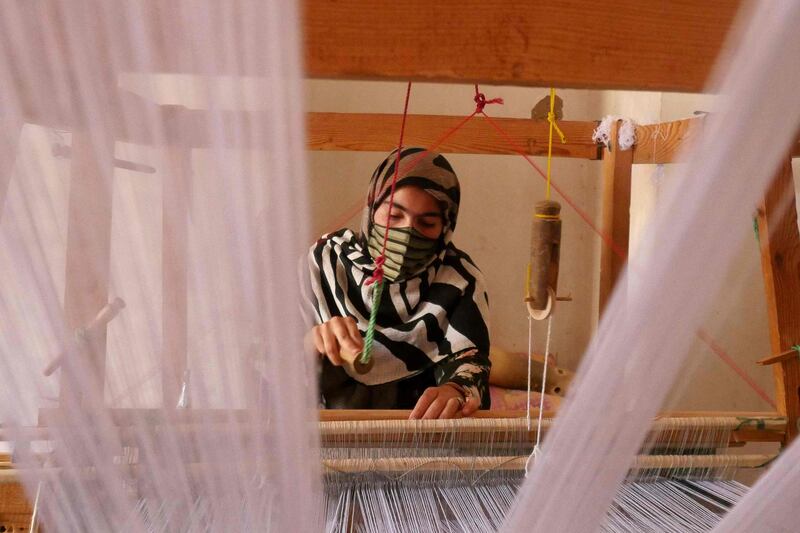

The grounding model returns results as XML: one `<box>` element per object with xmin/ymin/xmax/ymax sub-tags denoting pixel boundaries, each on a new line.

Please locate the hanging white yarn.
<box><xmin>593</xmin><ymin>115</ymin><xmax>638</xmax><ymax>150</ymax></box>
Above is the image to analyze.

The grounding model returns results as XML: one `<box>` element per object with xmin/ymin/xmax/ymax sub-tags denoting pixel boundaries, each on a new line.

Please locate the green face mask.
<box><xmin>367</xmin><ymin>223</ymin><xmax>440</xmax><ymax>281</ymax></box>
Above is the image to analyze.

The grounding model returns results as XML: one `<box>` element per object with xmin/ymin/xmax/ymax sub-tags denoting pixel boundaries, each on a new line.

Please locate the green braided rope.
<box><xmin>753</xmin><ymin>217</ymin><xmax>760</xmax><ymax>243</ymax></box>
<box><xmin>360</xmin><ymin>280</ymin><xmax>385</xmax><ymax>364</ymax></box>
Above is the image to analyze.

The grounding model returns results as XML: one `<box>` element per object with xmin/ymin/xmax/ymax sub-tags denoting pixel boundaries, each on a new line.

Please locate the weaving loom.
<box><xmin>0</xmin><ymin>410</ymin><xmax>787</xmax><ymax>531</ymax></box>
<box><xmin>317</xmin><ymin>413</ymin><xmax>785</xmax><ymax>532</ymax></box>
<box><xmin>2</xmin><ymin>1</ymin><xmax>800</xmax><ymax>532</ymax></box>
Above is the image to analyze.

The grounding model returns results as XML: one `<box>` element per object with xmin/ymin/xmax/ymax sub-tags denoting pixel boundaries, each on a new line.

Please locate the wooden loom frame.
<box><xmin>2</xmin><ymin>0</ymin><xmax>800</xmax><ymax>527</ymax></box>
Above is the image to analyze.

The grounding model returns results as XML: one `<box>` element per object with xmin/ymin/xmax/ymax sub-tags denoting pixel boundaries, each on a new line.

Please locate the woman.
<box><xmin>305</xmin><ymin>148</ymin><xmax>490</xmax><ymax>419</ymax></box>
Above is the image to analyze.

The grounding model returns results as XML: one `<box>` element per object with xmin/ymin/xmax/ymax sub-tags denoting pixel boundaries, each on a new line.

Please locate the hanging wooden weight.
<box><xmin>341</xmin><ymin>349</ymin><xmax>375</xmax><ymax>375</ymax></box>
<box><xmin>527</xmin><ymin>200</ymin><xmax>561</xmax><ymax>320</ymax></box>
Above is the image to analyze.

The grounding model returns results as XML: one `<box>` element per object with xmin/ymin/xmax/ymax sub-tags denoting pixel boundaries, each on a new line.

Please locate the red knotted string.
<box><xmin>474</xmin><ymin>84</ymin><xmax>504</xmax><ymax>113</ymax></box>
<box><xmin>365</xmin><ymin>256</ymin><xmax>385</xmax><ymax>286</ymax></box>
<box><xmin>365</xmin><ymin>82</ymin><xmax>413</xmax><ymax>286</ymax></box>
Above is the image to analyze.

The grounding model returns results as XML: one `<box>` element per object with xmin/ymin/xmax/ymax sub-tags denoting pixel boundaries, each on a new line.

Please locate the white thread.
<box><xmin>526</xmin><ymin>315</ymin><xmax>533</xmax><ymax>432</ymax></box>
<box><xmin>593</xmin><ymin>115</ymin><xmax>638</xmax><ymax>151</ymax></box>
<box><xmin>526</xmin><ymin>313</ymin><xmax>553</xmax><ymax>477</ymax></box>
<box><xmin>536</xmin><ymin>314</ymin><xmax>553</xmax><ymax>448</ymax></box>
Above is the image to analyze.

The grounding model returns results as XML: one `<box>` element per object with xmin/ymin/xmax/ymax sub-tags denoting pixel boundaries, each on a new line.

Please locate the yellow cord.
<box><xmin>528</xmin><ymin>90</ymin><xmax>565</xmax><ymax>302</ymax></box>
<box><xmin>545</xmin><ymin>88</ymin><xmax>567</xmax><ymax>201</ymax></box>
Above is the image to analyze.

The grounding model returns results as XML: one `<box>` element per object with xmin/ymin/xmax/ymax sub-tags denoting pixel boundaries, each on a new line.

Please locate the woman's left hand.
<box><xmin>409</xmin><ymin>384</ymin><xmax>480</xmax><ymax>420</ymax></box>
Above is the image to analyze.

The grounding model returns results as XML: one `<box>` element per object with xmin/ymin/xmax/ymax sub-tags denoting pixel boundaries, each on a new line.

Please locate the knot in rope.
<box><xmin>474</xmin><ymin>85</ymin><xmax>503</xmax><ymax>113</ymax></box>
<box><xmin>546</xmin><ymin>111</ymin><xmax>567</xmax><ymax>144</ymax></box>
<box><xmin>365</xmin><ymin>256</ymin><xmax>385</xmax><ymax>286</ymax></box>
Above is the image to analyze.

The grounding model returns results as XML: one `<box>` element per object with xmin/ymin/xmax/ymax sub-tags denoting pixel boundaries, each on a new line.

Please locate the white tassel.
<box><xmin>593</xmin><ymin>115</ymin><xmax>638</xmax><ymax>150</ymax></box>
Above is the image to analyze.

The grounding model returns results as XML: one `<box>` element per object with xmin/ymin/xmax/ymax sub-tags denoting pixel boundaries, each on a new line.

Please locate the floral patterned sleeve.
<box><xmin>434</xmin><ymin>348</ymin><xmax>491</xmax><ymax>409</ymax></box>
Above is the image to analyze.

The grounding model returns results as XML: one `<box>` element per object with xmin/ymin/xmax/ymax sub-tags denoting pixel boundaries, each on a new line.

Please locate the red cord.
<box><xmin>366</xmin><ymin>82</ymin><xmax>413</xmax><ymax>286</ymax></box>
<box><xmin>697</xmin><ymin>329</ymin><xmax>776</xmax><ymax>408</ymax></box>
<box><xmin>474</xmin><ymin>84</ymin><xmax>504</xmax><ymax>113</ymax></box>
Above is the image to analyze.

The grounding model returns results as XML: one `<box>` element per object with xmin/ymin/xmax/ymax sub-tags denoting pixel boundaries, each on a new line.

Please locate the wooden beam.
<box><xmin>598</xmin><ymin>121</ymin><xmax>632</xmax><ymax>315</ymax></box>
<box><xmin>633</xmin><ymin>118</ymin><xmax>800</xmax><ymax>164</ymax></box>
<box><xmin>8</xmin><ymin>1</ymin><xmax>742</xmax><ymax>98</ymax></box>
<box><xmin>756</xmin><ymin>158</ymin><xmax>800</xmax><ymax>444</ymax></box>
<box><xmin>60</xmin><ymin>131</ymin><xmax>115</xmax><ymax>403</ymax></box>
<box><xmin>305</xmin><ymin>0</ymin><xmax>742</xmax><ymax>92</ymax></box>
<box><xmin>24</xmin><ymin>97</ymin><xmax>602</xmax><ymax>157</ymax></box>
<box><xmin>308</xmin><ymin>113</ymin><xmax>600</xmax><ymax>158</ymax></box>
<box><xmin>0</xmin><ymin>117</ymin><xmax>22</xmax><ymax>223</ymax></box>
<box><xmin>162</xmin><ymin>147</ymin><xmax>191</xmax><ymax>408</ymax></box>
<box><xmin>25</xmin><ymin>95</ymin><xmax>800</xmax><ymax>162</ymax></box>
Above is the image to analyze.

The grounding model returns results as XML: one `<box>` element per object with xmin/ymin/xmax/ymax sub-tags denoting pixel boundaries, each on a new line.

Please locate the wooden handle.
<box><xmin>341</xmin><ymin>350</ymin><xmax>374</xmax><ymax>376</ymax></box>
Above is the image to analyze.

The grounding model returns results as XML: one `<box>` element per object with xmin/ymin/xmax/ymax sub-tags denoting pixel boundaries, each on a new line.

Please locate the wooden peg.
<box><xmin>757</xmin><ymin>348</ymin><xmax>799</xmax><ymax>367</ymax></box>
<box><xmin>43</xmin><ymin>298</ymin><xmax>126</xmax><ymax>376</ymax></box>
<box><xmin>52</xmin><ymin>143</ymin><xmax>156</xmax><ymax>174</ymax></box>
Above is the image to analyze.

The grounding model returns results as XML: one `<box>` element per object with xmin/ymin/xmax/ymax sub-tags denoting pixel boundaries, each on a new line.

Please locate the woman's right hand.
<box><xmin>310</xmin><ymin>316</ymin><xmax>364</xmax><ymax>366</ymax></box>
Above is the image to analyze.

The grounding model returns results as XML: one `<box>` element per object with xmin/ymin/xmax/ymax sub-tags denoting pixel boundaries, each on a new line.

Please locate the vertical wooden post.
<box><xmin>61</xmin><ymin>131</ymin><xmax>115</xmax><ymax>402</ymax></box>
<box><xmin>0</xmin><ymin>118</ymin><xmax>23</xmax><ymax>223</ymax></box>
<box><xmin>162</xmin><ymin>147</ymin><xmax>191</xmax><ymax>408</ymax></box>
<box><xmin>598</xmin><ymin>120</ymin><xmax>632</xmax><ymax>315</ymax></box>
<box><xmin>756</xmin><ymin>158</ymin><xmax>800</xmax><ymax>443</ymax></box>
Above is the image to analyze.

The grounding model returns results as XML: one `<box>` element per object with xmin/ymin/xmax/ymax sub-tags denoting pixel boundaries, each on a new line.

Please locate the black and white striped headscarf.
<box><xmin>306</xmin><ymin>148</ymin><xmax>491</xmax><ymax>396</ymax></box>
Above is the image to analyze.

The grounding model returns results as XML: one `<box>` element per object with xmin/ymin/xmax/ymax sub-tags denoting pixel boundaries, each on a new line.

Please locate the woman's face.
<box><xmin>372</xmin><ymin>186</ymin><xmax>444</xmax><ymax>239</ymax></box>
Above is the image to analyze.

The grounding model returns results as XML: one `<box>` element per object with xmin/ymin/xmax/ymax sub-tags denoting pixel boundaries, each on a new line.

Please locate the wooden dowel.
<box><xmin>61</xmin><ymin>131</ymin><xmax>115</xmax><ymax>403</ymax></box>
<box><xmin>34</xmin><ymin>407</ymin><xmax>786</xmax><ymax>426</ymax></box>
<box><xmin>162</xmin><ymin>146</ymin><xmax>191</xmax><ymax>408</ymax></box>
<box><xmin>0</xmin><ymin>115</ymin><xmax>23</xmax><ymax>224</ymax></box>
<box><xmin>84</xmin><ymin>298</ymin><xmax>126</xmax><ymax>333</ymax></box>
<box><xmin>757</xmin><ymin>347</ymin><xmax>799</xmax><ymax>366</ymax></box>
<box><xmin>11</xmin><ymin>413</ymin><xmax>785</xmax><ymax>446</ymax></box>
<box><xmin>0</xmin><ymin>453</ymin><xmax>776</xmax><ymax>487</ymax></box>
<box><xmin>52</xmin><ymin>143</ymin><xmax>156</xmax><ymax>174</ymax></box>
<box><xmin>322</xmin><ymin>453</ymin><xmax>775</xmax><ymax>474</ymax></box>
